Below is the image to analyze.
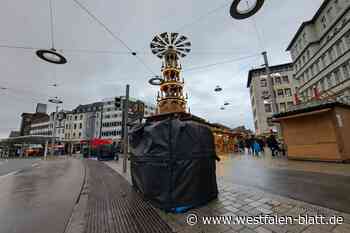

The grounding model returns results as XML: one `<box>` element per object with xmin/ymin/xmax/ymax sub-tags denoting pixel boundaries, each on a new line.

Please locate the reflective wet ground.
<box><xmin>0</xmin><ymin>158</ymin><xmax>84</xmax><ymax>233</ymax></box>
<box><xmin>0</xmin><ymin>158</ymin><xmax>40</xmax><ymax>176</ymax></box>
<box><xmin>216</xmin><ymin>152</ymin><xmax>350</xmax><ymax>213</ymax></box>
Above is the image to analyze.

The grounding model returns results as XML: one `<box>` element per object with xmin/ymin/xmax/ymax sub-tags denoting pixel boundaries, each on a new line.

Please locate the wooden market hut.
<box><xmin>273</xmin><ymin>100</ymin><xmax>350</xmax><ymax>162</ymax></box>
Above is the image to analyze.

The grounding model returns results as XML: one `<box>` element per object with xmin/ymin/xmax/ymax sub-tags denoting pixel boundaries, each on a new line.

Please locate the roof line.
<box><xmin>286</xmin><ymin>0</ymin><xmax>330</xmax><ymax>51</ymax></box>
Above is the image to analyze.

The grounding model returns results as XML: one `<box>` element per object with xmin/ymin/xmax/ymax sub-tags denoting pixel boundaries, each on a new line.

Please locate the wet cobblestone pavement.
<box><xmin>106</xmin><ymin>153</ymin><xmax>350</xmax><ymax>233</ymax></box>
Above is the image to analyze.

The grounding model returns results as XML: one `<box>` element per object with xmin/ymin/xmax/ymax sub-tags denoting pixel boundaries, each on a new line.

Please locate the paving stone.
<box><xmin>201</xmin><ymin>223</ymin><xmax>231</xmax><ymax>233</ymax></box>
<box><xmin>246</xmin><ymin>208</ymin><xmax>263</xmax><ymax>216</ymax></box>
<box><xmin>248</xmin><ymin>202</ymin><xmax>261</xmax><ymax>208</ymax></box>
<box><xmin>222</xmin><ymin>200</ymin><xmax>234</xmax><ymax>206</ymax></box>
<box><xmin>241</xmin><ymin>205</ymin><xmax>256</xmax><ymax>213</ymax></box>
<box><xmin>257</xmin><ymin>208</ymin><xmax>273</xmax><ymax>215</ymax></box>
<box><xmin>232</xmin><ymin>203</ymin><xmax>244</xmax><ymax>208</ymax></box>
<box><xmin>255</xmin><ymin>226</ymin><xmax>273</xmax><ymax>233</ymax></box>
<box><xmin>237</xmin><ymin>227</ymin><xmax>257</xmax><ymax>233</ymax></box>
<box><xmin>226</xmin><ymin>205</ymin><xmax>240</xmax><ymax>213</ymax></box>
<box><xmin>229</xmin><ymin>224</ymin><xmax>245</xmax><ymax>232</ymax></box>
<box><xmin>283</xmin><ymin>223</ymin><xmax>309</xmax><ymax>233</ymax></box>
<box><xmin>223</xmin><ymin>228</ymin><xmax>239</xmax><ymax>233</ymax></box>
<box><xmin>332</xmin><ymin>223</ymin><xmax>350</xmax><ymax>233</ymax></box>
<box><xmin>264</xmin><ymin>224</ymin><xmax>289</xmax><ymax>233</ymax></box>
<box><xmin>306</xmin><ymin>224</ymin><xmax>337</xmax><ymax>233</ymax></box>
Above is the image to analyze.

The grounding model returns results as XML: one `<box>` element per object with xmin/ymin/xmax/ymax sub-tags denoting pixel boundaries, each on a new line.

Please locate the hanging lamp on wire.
<box><xmin>230</xmin><ymin>0</ymin><xmax>264</xmax><ymax>20</ymax></box>
<box><xmin>36</xmin><ymin>0</ymin><xmax>67</xmax><ymax>64</ymax></box>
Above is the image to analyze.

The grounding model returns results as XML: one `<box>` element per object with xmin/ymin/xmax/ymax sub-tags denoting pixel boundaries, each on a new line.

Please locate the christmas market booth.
<box><xmin>273</xmin><ymin>100</ymin><xmax>350</xmax><ymax>162</ymax></box>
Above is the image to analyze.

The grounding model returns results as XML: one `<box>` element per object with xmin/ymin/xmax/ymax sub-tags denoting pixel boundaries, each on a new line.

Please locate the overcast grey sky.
<box><xmin>0</xmin><ymin>0</ymin><xmax>323</xmax><ymax>138</ymax></box>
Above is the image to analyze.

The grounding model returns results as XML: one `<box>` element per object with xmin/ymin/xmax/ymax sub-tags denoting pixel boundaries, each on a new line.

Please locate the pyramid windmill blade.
<box><xmin>177</xmin><ymin>41</ymin><xmax>191</xmax><ymax>47</ymax></box>
<box><xmin>154</xmin><ymin>36</ymin><xmax>167</xmax><ymax>46</ymax></box>
<box><xmin>175</xmin><ymin>35</ymin><xmax>187</xmax><ymax>45</ymax></box>
<box><xmin>176</xmin><ymin>51</ymin><xmax>187</xmax><ymax>58</ymax></box>
<box><xmin>170</xmin><ymin>33</ymin><xmax>179</xmax><ymax>44</ymax></box>
<box><xmin>159</xmin><ymin>32</ymin><xmax>170</xmax><ymax>45</ymax></box>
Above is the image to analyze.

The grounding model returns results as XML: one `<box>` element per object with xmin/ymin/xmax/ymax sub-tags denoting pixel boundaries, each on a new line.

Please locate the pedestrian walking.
<box><xmin>252</xmin><ymin>139</ymin><xmax>261</xmax><ymax>156</ymax></box>
<box><xmin>245</xmin><ymin>139</ymin><xmax>251</xmax><ymax>155</ymax></box>
<box><xmin>267</xmin><ymin>134</ymin><xmax>280</xmax><ymax>157</ymax></box>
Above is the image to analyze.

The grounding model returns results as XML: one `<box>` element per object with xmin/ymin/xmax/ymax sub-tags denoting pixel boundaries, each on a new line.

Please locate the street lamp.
<box><xmin>48</xmin><ymin>97</ymin><xmax>63</xmax><ymax>156</ymax></box>
<box><xmin>230</xmin><ymin>0</ymin><xmax>265</xmax><ymax>20</ymax></box>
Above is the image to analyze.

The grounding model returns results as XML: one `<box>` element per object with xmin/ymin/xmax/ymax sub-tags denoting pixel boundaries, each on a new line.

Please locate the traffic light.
<box><xmin>115</xmin><ymin>97</ymin><xmax>121</xmax><ymax>108</ymax></box>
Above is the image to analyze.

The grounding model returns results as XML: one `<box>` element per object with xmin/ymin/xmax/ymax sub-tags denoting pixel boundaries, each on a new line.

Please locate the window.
<box><xmin>282</xmin><ymin>76</ymin><xmax>289</xmax><ymax>84</ymax></box>
<box><xmin>74</xmin><ymin>115</ymin><xmax>78</xmax><ymax>120</ymax></box>
<box><xmin>261</xmin><ymin>79</ymin><xmax>267</xmax><ymax>87</ymax></box>
<box><xmin>267</xmin><ymin>117</ymin><xmax>274</xmax><ymax>127</ymax></box>
<box><xmin>277</xmin><ymin>89</ymin><xmax>284</xmax><ymax>98</ymax></box>
<box><xmin>73</xmin><ymin>133</ymin><xmax>76</xmax><ymax>138</ymax></box>
<box><xmin>302</xmin><ymin>33</ymin><xmax>307</xmax><ymax>44</ymax></box>
<box><xmin>345</xmin><ymin>31</ymin><xmax>350</xmax><ymax>46</ymax></box>
<box><xmin>328</xmin><ymin>48</ymin><xmax>334</xmax><ymax>62</ymax></box>
<box><xmin>280</xmin><ymin>103</ymin><xmax>286</xmax><ymax>112</ymax></box>
<box><xmin>321</xmin><ymin>16</ymin><xmax>327</xmax><ymax>29</ymax></box>
<box><xmin>285</xmin><ymin>88</ymin><xmax>292</xmax><ymax>97</ymax></box>
<box><xmin>79</xmin><ymin>123</ymin><xmax>82</xmax><ymax>129</ymax></box>
<box><xmin>327</xmin><ymin>7</ymin><xmax>333</xmax><ymax>21</ymax></box>
<box><xmin>310</xmin><ymin>66</ymin><xmax>314</xmax><ymax>77</ymax></box>
<box><xmin>74</xmin><ymin>124</ymin><xmax>77</xmax><ymax>129</ymax></box>
<box><xmin>321</xmin><ymin>54</ymin><xmax>327</xmax><ymax>67</ymax></box>
<box><xmin>342</xmin><ymin>62</ymin><xmax>350</xmax><ymax>79</ymax></box>
<box><xmin>327</xmin><ymin>75</ymin><xmax>333</xmax><ymax>88</ymax></box>
<box><xmin>264</xmin><ymin>104</ymin><xmax>272</xmax><ymax>113</ymax></box>
<box><xmin>262</xmin><ymin>90</ymin><xmax>270</xmax><ymax>99</ymax></box>
<box><xmin>275</xmin><ymin>77</ymin><xmax>282</xmax><ymax>85</ymax></box>
<box><xmin>315</xmin><ymin>60</ymin><xmax>320</xmax><ymax>73</ymax></box>
<box><xmin>320</xmin><ymin>78</ymin><xmax>325</xmax><ymax>91</ymax></box>
<box><xmin>334</xmin><ymin>69</ymin><xmax>341</xmax><ymax>84</ymax></box>
<box><xmin>79</xmin><ymin>132</ymin><xmax>81</xmax><ymax>137</ymax></box>
<box><xmin>335</xmin><ymin>40</ymin><xmax>343</xmax><ymax>56</ymax></box>
<box><xmin>80</xmin><ymin>114</ymin><xmax>83</xmax><ymax>120</ymax></box>
<box><xmin>306</xmin><ymin>50</ymin><xmax>310</xmax><ymax>60</ymax></box>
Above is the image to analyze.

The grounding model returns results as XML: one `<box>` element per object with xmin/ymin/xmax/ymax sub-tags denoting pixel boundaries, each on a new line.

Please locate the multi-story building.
<box><xmin>30</xmin><ymin>113</ymin><xmax>51</xmax><ymax>136</ymax></box>
<box><xmin>100</xmin><ymin>96</ymin><xmax>156</xmax><ymax>140</ymax></box>
<box><xmin>247</xmin><ymin>63</ymin><xmax>297</xmax><ymax>135</ymax></box>
<box><xmin>64</xmin><ymin>102</ymin><xmax>103</xmax><ymax>145</ymax></box>
<box><xmin>287</xmin><ymin>0</ymin><xmax>350</xmax><ymax>102</ymax></box>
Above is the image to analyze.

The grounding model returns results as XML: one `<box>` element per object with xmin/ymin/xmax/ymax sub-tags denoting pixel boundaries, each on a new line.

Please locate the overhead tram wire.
<box><xmin>49</xmin><ymin>0</ymin><xmax>55</xmax><ymax>49</ymax></box>
<box><xmin>175</xmin><ymin>0</ymin><xmax>232</xmax><ymax>32</ymax></box>
<box><xmin>71</xmin><ymin>0</ymin><xmax>157</xmax><ymax>76</ymax></box>
<box><xmin>0</xmin><ymin>45</ymin><xmax>41</xmax><ymax>50</ymax></box>
<box><xmin>183</xmin><ymin>53</ymin><xmax>260</xmax><ymax>72</ymax></box>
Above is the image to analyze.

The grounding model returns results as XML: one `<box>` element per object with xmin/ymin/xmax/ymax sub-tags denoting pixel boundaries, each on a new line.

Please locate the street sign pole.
<box><xmin>122</xmin><ymin>84</ymin><xmax>130</xmax><ymax>173</ymax></box>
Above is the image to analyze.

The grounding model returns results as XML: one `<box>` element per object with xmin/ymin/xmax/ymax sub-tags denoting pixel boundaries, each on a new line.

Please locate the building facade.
<box><xmin>247</xmin><ymin>63</ymin><xmax>297</xmax><ymax>135</ymax></box>
<box><xmin>64</xmin><ymin>102</ymin><xmax>103</xmax><ymax>144</ymax></box>
<box><xmin>287</xmin><ymin>0</ymin><xmax>350</xmax><ymax>102</ymax></box>
<box><xmin>100</xmin><ymin>97</ymin><xmax>156</xmax><ymax>140</ymax></box>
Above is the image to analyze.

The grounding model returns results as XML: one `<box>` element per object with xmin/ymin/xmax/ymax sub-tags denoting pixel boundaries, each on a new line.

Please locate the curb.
<box><xmin>64</xmin><ymin>160</ymin><xmax>88</xmax><ymax>233</ymax></box>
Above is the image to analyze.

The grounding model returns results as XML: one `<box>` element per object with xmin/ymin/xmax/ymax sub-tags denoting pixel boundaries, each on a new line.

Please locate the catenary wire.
<box><xmin>175</xmin><ymin>0</ymin><xmax>232</xmax><ymax>32</ymax></box>
<box><xmin>71</xmin><ymin>0</ymin><xmax>157</xmax><ymax>75</ymax></box>
<box><xmin>183</xmin><ymin>53</ymin><xmax>260</xmax><ymax>72</ymax></box>
<box><xmin>49</xmin><ymin>0</ymin><xmax>55</xmax><ymax>48</ymax></box>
